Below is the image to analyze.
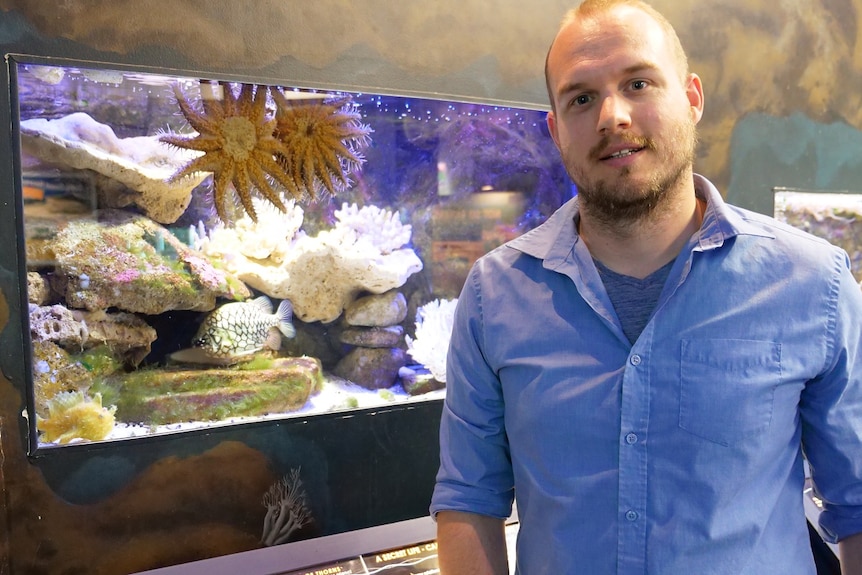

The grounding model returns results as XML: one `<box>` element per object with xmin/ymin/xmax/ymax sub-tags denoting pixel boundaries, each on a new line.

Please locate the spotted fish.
<box><xmin>193</xmin><ymin>296</ymin><xmax>296</xmax><ymax>360</ymax></box>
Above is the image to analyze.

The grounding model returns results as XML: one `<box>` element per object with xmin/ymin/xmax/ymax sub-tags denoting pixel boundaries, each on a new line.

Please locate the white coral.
<box><xmin>405</xmin><ymin>298</ymin><xmax>458</xmax><ymax>383</ymax></box>
<box><xmin>194</xmin><ymin>197</ymin><xmax>305</xmax><ymax>262</ymax></box>
<box><xmin>333</xmin><ymin>202</ymin><xmax>412</xmax><ymax>254</ymax></box>
<box><xmin>198</xmin><ymin>200</ymin><xmax>423</xmax><ymax>323</ymax></box>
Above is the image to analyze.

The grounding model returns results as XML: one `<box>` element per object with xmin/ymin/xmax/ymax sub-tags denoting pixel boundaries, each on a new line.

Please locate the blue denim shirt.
<box><xmin>431</xmin><ymin>175</ymin><xmax>862</xmax><ymax>575</ymax></box>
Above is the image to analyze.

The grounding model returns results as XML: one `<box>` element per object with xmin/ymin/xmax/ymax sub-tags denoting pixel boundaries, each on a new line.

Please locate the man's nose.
<box><xmin>596</xmin><ymin>94</ymin><xmax>632</xmax><ymax>133</ymax></box>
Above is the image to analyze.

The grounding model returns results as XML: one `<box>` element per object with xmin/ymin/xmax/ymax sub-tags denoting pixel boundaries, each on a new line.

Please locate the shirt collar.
<box><xmin>508</xmin><ymin>174</ymin><xmax>775</xmax><ymax>265</ymax></box>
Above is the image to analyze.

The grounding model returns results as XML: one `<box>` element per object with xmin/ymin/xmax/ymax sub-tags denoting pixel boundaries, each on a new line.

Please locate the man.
<box><xmin>430</xmin><ymin>1</ymin><xmax>862</xmax><ymax>573</ymax></box>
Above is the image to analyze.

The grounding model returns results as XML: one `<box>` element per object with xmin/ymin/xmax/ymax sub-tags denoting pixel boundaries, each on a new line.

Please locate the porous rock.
<box><xmin>31</xmin><ymin>341</ymin><xmax>92</xmax><ymax>416</ymax></box>
<box><xmin>27</xmin><ymin>272</ymin><xmax>54</xmax><ymax>305</ymax></box>
<box><xmin>202</xmin><ymin>225</ymin><xmax>423</xmax><ymax>324</ymax></box>
<box><xmin>276</xmin><ymin>236</ymin><xmax>420</xmax><ymax>324</ymax></box>
<box><xmin>29</xmin><ymin>303</ymin><xmax>157</xmax><ymax>366</ymax></box>
<box><xmin>20</xmin><ymin>113</ymin><xmax>206</xmax><ymax>224</ymax></box>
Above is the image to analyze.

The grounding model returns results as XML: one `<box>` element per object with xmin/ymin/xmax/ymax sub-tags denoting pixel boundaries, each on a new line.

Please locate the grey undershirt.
<box><xmin>593</xmin><ymin>258</ymin><xmax>674</xmax><ymax>344</ymax></box>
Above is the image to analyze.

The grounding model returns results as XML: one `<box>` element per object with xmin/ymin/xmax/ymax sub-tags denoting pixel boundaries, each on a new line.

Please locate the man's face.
<box><xmin>546</xmin><ymin>6</ymin><xmax>703</xmax><ymax>224</ymax></box>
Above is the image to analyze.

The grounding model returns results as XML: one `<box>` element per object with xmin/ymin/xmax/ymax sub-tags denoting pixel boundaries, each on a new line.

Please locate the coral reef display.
<box><xmin>12</xmin><ymin>62</ymin><xmax>570</xmax><ymax>450</ymax></box>
<box><xmin>405</xmin><ymin>298</ymin><xmax>458</xmax><ymax>384</ymax></box>
<box><xmin>161</xmin><ymin>81</ymin><xmax>297</xmax><ymax>224</ymax></box>
<box><xmin>0</xmin><ymin>60</ymin><xmax>578</xmax><ymax>574</ymax></box>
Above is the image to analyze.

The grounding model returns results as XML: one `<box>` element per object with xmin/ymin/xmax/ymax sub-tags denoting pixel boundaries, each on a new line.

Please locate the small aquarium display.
<box><xmin>13</xmin><ymin>59</ymin><xmax>571</xmax><ymax>450</ymax></box>
<box><xmin>774</xmin><ymin>187</ymin><xmax>862</xmax><ymax>282</ymax></box>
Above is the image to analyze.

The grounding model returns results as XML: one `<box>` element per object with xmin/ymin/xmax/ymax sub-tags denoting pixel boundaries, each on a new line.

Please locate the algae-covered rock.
<box><xmin>31</xmin><ymin>341</ymin><xmax>93</xmax><ymax>417</ymax></box>
<box><xmin>400</xmin><ymin>369</ymin><xmax>446</xmax><ymax>396</ymax></box>
<box><xmin>51</xmin><ymin>209</ymin><xmax>250</xmax><ymax>314</ymax></box>
<box><xmin>112</xmin><ymin>356</ymin><xmax>323</xmax><ymax>425</ymax></box>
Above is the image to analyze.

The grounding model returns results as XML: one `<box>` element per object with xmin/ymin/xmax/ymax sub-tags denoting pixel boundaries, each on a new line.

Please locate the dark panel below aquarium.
<box><xmin>8</xmin><ymin>400</ymin><xmax>443</xmax><ymax>575</ymax></box>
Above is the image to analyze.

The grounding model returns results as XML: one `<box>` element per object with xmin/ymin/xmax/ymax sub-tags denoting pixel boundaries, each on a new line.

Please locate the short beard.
<box><xmin>578</xmin><ymin>157</ymin><xmax>690</xmax><ymax>228</ymax></box>
<box><xmin>570</xmin><ymin>121</ymin><xmax>698</xmax><ymax>229</ymax></box>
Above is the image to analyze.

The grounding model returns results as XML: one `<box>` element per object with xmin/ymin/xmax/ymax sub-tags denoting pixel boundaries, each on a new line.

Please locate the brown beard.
<box><xmin>568</xmin><ymin>120</ymin><xmax>698</xmax><ymax>228</ymax></box>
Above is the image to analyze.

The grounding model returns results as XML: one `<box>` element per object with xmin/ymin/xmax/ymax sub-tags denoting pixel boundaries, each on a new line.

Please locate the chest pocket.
<box><xmin>679</xmin><ymin>339</ymin><xmax>780</xmax><ymax>446</ymax></box>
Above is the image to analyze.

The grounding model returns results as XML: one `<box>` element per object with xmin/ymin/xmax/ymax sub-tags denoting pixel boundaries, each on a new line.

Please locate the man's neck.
<box><xmin>578</xmin><ymin>187</ymin><xmax>704</xmax><ymax>280</ymax></box>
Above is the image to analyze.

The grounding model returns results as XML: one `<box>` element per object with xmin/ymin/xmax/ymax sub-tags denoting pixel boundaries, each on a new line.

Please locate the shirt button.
<box><xmin>625</xmin><ymin>510</ymin><xmax>639</xmax><ymax>522</ymax></box>
<box><xmin>625</xmin><ymin>433</ymin><xmax>638</xmax><ymax>444</ymax></box>
<box><xmin>630</xmin><ymin>354</ymin><xmax>642</xmax><ymax>366</ymax></box>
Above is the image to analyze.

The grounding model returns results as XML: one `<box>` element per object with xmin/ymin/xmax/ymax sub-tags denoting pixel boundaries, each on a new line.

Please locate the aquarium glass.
<box><xmin>13</xmin><ymin>60</ymin><xmax>572</xmax><ymax>449</ymax></box>
<box><xmin>774</xmin><ymin>187</ymin><xmax>862</xmax><ymax>282</ymax></box>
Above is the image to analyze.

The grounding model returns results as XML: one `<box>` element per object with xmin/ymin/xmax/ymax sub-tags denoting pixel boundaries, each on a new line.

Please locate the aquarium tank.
<box><xmin>774</xmin><ymin>187</ymin><xmax>862</xmax><ymax>283</ymax></box>
<box><xmin>12</xmin><ymin>59</ymin><xmax>572</xmax><ymax>451</ymax></box>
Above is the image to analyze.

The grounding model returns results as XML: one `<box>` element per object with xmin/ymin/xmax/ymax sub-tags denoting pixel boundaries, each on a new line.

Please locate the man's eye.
<box><xmin>573</xmin><ymin>94</ymin><xmax>591</xmax><ymax>106</ymax></box>
<box><xmin>631</xmin><ymin>80</ymin><xmax>648</xmax><ymax>90</ymax></box>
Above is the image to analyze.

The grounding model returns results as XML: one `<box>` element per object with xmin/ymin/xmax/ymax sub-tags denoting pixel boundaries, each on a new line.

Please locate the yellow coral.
<box><xmin>38</xmin><ymin>391</ymin><xmax>117</xmax><ymax>444</ymax></box>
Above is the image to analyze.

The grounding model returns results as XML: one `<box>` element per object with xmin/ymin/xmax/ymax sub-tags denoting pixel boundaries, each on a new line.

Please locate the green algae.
<box><xmin>111</xmin><ymin>357</ymin><xmax>323</xmax><ymax>425</ymax></box>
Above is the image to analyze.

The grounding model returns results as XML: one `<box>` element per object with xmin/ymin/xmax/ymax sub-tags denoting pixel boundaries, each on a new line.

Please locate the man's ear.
<box><xmin>686</xmin><ymin>73</ymin><xmax>704</xmax><ymax>124</ymax></box>
<box><xmin>547</xmin><ymin>110</ymin><xmax>561</xmax><ymax>150</ymax></box>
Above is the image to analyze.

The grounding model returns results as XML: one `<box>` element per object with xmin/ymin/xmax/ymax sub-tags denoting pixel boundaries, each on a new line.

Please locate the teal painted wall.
<box><xmin>729</xmin><ymin>113</ymin><xmax>862</xmax><ymax>215</ymax></box>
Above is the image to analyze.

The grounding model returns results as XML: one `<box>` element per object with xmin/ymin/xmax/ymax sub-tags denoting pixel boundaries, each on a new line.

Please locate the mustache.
<box><xmin>589</xmin><ymin>133</ymin><xmax>653</xmax><ymax>161</ymax></box>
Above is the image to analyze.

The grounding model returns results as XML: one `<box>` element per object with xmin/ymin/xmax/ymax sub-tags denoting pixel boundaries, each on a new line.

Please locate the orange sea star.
<box><xmin>270</xmin><ymin>88</ymin><xmax>372</xmax><ymax>201</ymax></box>
<box><xmin>161</xmin><ymin>81</ymin><xmax>296</xmax><ymax>224</ymax></box>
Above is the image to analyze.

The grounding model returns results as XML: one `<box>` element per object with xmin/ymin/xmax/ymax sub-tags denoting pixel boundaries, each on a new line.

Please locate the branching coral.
<box><xmin>261</xmin><ymin>468</ymin><xmax>312</xmax><ymax>546</ymax></box>
<box><xmin>332</xmin><ymin>202</ymin><xmax>412</xmax><ymax>254</ymax></box>
<box><xmin>193</xmin><ymin>200</ymin><xmax>422</xmax><ymax>324</ymax></box>
<box><xmin>405</xmin><ymin>298</ymin><xmax>458</xmax><ymax>383</ymax></box>
<box><xmin>270</xmin><ymin>89</ymin><xmax>372</xmax><ymax>201</ymax></box>
<box><xmin>192</xmin><ymin>196</ymin><xmax>305</xmax><ymax>262</ymax></box>
<box><xmin>161</xmin><ymin>81</ymin><xmax>296</xmax><ymax>224</ymax></box>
